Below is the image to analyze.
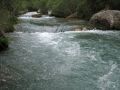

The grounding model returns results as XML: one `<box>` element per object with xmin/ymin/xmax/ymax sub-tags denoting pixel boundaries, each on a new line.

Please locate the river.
<box><xmin>0</xmin><ymin>12</ymin><xmax>120</xmax><ymax>90</ymax></box>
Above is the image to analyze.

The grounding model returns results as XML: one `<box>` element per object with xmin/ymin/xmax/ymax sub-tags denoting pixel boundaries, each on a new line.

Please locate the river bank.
<box><xmin>0</xmin><ymin>30</ymin><xmax>9</xmax><ymax>51</ymax></box>
<box><xmin>0</xmin><ymin>27</ymin><xmax>14</xmax><ymax>51</ymax></box>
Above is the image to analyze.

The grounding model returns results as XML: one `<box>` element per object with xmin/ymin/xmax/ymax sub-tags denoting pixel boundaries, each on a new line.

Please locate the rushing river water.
<box><xmin>0</xmin><ymin>12</ymin><xmax>120</xmax><ymax>90</ymax></box>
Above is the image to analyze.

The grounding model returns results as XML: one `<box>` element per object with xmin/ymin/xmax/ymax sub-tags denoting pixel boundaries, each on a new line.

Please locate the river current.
<box><xmin>0</xmin><ymin>12</ymin><xmax>120</xmax><ymax>90</ymax></box>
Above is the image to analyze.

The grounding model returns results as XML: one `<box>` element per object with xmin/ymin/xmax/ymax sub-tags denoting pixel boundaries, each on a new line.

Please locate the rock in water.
<box><xmin>32</xmin><ymin>14</ymin><xmax>42</xmax><ymax>18</ymax></box>
<box><xmin>90</xmin><ymin>10</ymin><xmax>120</xmax><ymax>30</ymax></box>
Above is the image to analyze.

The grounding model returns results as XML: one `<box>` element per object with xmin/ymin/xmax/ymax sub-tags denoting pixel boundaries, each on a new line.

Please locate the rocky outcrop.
<box><xmin>90</xmin><ymin>10</ymin><xmax>120</xmax><ymax>29</ymax></box>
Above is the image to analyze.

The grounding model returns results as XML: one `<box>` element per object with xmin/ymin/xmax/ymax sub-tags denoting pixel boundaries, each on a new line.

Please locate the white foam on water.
<box><xmin>20</xmin><ymin>12</ymin><xmax>38</xmax><ymax>17</ymax></box>
<box><xmin>42</xmin><ymin>15</ymin><xmax>55</xmax><ymax>19</ymax></box>
<box><xmin>29</xmin><ymin>32</ymin><xmax>82</xmax><ymax>75</ymax></box>
<box><xmin>35</xmin><ymin>32</ymin><xmax>61</xmax><ymax>45</ymax></box>
<box><xmin>18</xmin><ymin>12</ymin><xmax>55</xmax><ymax>20</ymax></box>
<box><xmin>98</xmin><ymin>63</ymin><xmax>118</xmax><ymax>90</ymax></box>
<box><xmin>18</xmin><ymin>16</ymin><xmax>33</xmax><ymax>20</ymax></box>
<box><xmin>18</xmin><ymin>12</ymin><xmax>37</xmax><ymax>20</ymax></box>
<box><xmin>65</xmin><ymin>29</ymin><xmax>120</xmax><ymax>35</ymax></box>
<box><xmin>38</xmin><ymin>32</ymin><xmax>80</xmax><ymax>55</ymax></box>
<box><xmin>14</xmin><ymin>32</ymin><xmax>24</xmax><ymax>34</ymax></box>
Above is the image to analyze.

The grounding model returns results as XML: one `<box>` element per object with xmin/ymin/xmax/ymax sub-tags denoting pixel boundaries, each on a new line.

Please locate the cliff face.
<box><xmin>90</xmin><ymin>10</ymin><xmax>120</xmax><ymax>30</ymax></box>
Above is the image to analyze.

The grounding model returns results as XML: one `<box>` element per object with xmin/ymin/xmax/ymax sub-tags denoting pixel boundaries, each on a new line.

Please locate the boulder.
<box><xmin>90</xmin><ymin>10</ymin><xmax>120</xmax><ymax>29</ymax></box>
<box><xmin>32</xmin><ymin>14</ymin><xmax>42</xmax><ymax>18</ymax></box>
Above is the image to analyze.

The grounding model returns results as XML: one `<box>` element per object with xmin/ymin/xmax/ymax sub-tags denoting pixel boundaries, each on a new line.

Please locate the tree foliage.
<box><xmin>0</xmin><ymin>0</ymin><xmax>120</xmax><ymax>20</ymax></box>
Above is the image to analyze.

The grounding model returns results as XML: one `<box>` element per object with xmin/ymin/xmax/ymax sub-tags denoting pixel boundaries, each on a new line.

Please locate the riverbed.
<box><xmin>0</xmin><ymin>12</ymin><xmax>120</xmax><ymax>90</ymax></box>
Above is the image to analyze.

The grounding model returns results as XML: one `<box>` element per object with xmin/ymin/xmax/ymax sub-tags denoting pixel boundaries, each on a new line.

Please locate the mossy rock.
<box><xmin>0</xmin><ymin>37</ymin><xmax>9</xmax><ymax>51</ymax></box>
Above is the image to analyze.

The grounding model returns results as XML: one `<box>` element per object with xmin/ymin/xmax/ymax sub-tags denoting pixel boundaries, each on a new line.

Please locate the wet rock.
<box><xmin>32</xmin><ymin>14</ymin><xmax>42</xmax><ymax>18</ymax></box>
<box><xmin>90</xmin><ymin>10</ymin><xmax>120</xmax><ymax>30</ymax></box>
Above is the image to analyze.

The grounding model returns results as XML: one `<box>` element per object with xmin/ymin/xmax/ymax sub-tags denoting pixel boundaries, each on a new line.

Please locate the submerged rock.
<box><xmin>90</xmin><ymin>10</ymin><xmax>120</xmax><ymax>30</ymax></box>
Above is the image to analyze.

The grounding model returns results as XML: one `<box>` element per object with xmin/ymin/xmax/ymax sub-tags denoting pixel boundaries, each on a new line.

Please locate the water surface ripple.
<box><xmin>0</xmin><ymin>12</ymin><xmax>120</xmax><ymax>90</ymax></box>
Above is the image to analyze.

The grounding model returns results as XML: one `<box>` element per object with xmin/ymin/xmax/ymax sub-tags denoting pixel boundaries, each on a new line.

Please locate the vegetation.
<box><xmin>0</xmin><ymin>36</ymin><xmax>8</xmax><ymax>51</ymax></box>
<box><xmin>0</xmin><ymin>0</ymin><xmax>120</xmax><ymax>50</ymax></box>
<box><xmin>0</xmin><ymin>0</ymin><xmax>18</xmax><ymax>33</ymax></box>
<box><xmin>15</xmin><ymin>0</ymin><xmax>120</xmax><ymax>19</ymax></box>
<box><xmin>1</xmin><ymin>0</ymin><xmax>120</xmax><ymax>21</ymax></box>
<box><xmin>0</xmin><ymin>0</ymin><xmax>17</xmax><ymax>50</ymax></box>
<box><xmin>0</xmin><ymin>0</ymin><xmax>120</xmax><ymax>30</ymax></box>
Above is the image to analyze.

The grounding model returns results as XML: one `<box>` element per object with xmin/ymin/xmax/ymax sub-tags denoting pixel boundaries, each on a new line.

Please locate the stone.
<box><xmin>32</xmin><ymin>14</ymin><xmax>42</xmax><ymax>18</ymax></box>
<box><xmin>90</xmin><ymin>10</ymin><xmax>120</xmax><ymax>30</ymax></box>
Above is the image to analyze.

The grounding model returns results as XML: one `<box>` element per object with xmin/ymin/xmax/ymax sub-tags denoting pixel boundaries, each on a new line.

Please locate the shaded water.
<box><xmin>0</xmin><ymin>12</ymin><xmax>120</xmax><ymax>90</ymax></box>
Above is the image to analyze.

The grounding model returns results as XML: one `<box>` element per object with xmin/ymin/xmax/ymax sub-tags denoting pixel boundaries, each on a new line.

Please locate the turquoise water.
<box><xmin>0</xmin><ymin>12</ymin><xmax>120</xmax><ymax>90</ymax></box>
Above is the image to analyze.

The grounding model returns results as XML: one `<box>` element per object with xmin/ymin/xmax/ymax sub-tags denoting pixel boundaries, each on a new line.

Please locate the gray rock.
<box><xmin>90</xmin><ymin>10</ymin><xmax>120</xmax><ymax>29</ymax></box>
<box><xmin>32</xmin><ymin>14</ymin><xmax>42</xmax><ymax>18</ymax></box>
